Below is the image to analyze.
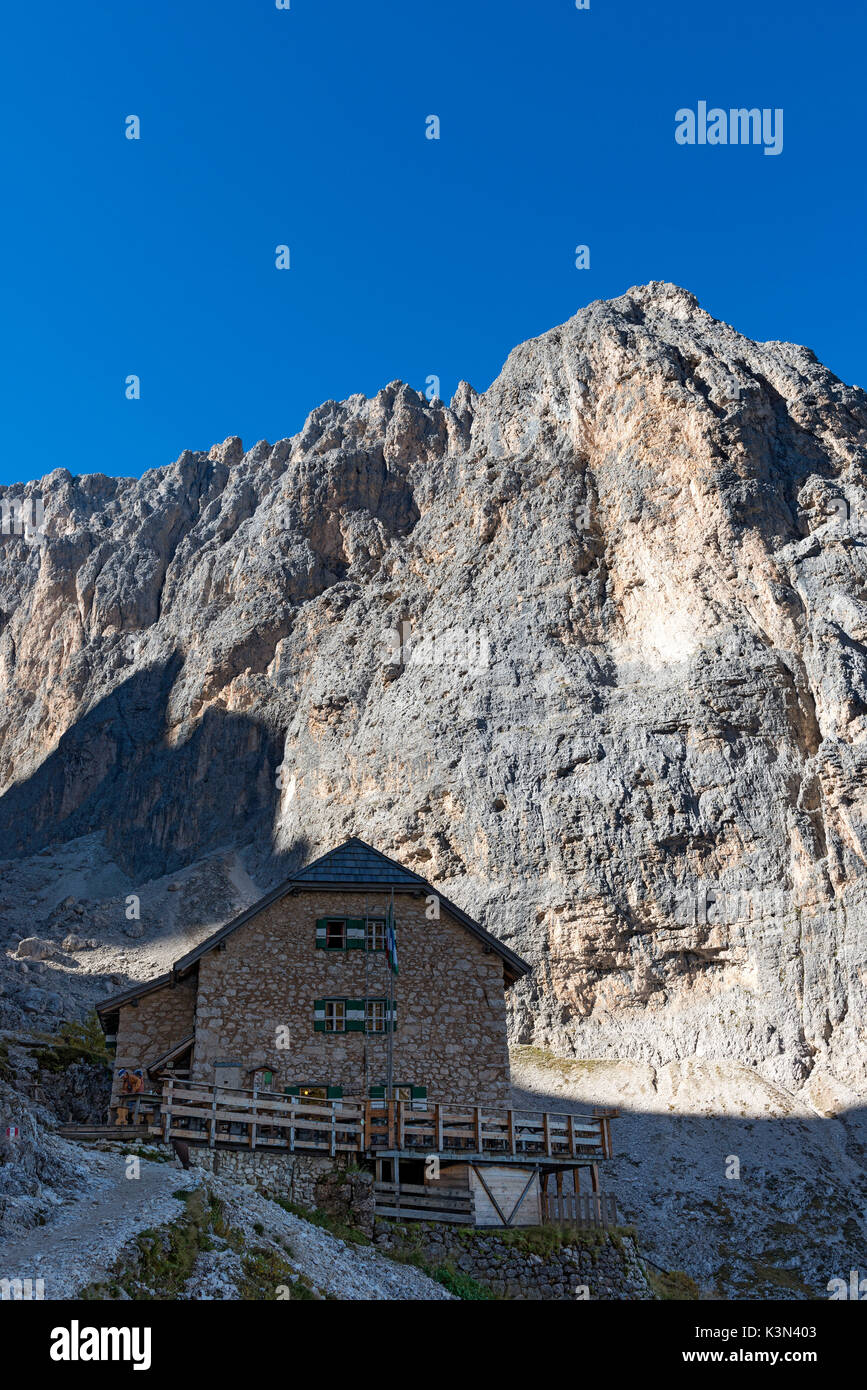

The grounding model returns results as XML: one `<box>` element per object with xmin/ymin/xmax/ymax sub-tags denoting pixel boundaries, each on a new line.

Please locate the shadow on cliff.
<box><xmin>511</xmin><ymin>1075</ymin><xmax>867</xmax><ymax>1297</ymax></box>
<box><xmin>0</xmin><ymin>654</ymin><xmax>305</xmax><ymax>882</ymax></box>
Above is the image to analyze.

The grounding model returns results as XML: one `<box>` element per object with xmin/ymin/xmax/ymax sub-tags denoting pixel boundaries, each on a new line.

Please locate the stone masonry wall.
<box><xmin>188</xmin><ymin>1147</ymin><xmax>339</xmax><ymax>1210</ymax></box>
<box><xmin>373</xmin><ymin>1220</ymin><xmax>654</xmax><ymax>1301</ymax></box>
<box><xmin>111</xmin><ymin>976</ymin><xmax>197</xmax><ymax>1104</ymax></box>
<box><xmin>191</xmin><ymin>888</ymin><xmax>512</xmax><ymax>1102</ymax></box>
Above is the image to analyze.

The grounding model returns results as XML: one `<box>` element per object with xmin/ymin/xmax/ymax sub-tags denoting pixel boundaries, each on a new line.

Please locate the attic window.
<box><xmin>315</xmin><ymin>917</ymin><xmax>381</xmax><ymax>950</ymax></box>
<box><xmin>366</xmin><ymin>917</ymin><xmax>386</xmax><ymax>951</ymax></box>
<box><xmin>325</xmin><ymin>919</ymin><xmax>346</xmax><ymax>949</ymax></box>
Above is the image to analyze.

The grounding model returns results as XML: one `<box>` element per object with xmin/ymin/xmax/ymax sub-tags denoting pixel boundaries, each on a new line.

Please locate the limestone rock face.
<box><xmin>1</xmin><ymin>283</ymin><xmax>866</xmax><ymax>1106</ymax></box>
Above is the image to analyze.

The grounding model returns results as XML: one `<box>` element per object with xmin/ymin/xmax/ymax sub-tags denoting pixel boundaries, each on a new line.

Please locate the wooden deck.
<box><xmin>145</xmin><ymin>1079</ymin><xmax>615</xmax><ymax>1165</ymax></box>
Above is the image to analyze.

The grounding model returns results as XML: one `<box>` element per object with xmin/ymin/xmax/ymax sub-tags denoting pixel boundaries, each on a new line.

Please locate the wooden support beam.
<box><xmin>507</xmin><ymin>1166</ymin><xmax>541</xmax><ymax>1227</ymax></box>
<box><xmin>470</xmin><ymin>1163</ymin><xmax>510</xmax><ymax>1228</ymax></box>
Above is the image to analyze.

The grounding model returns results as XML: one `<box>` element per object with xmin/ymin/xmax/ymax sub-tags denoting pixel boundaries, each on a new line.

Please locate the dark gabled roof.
<box><xmin>96</xmin><ymin>837</ymin><xmax>531</xmax><ymax>1026</ymax></box>
<box><xmin>145</xmin><ymin>1034</ymin><xmax>195</xmax><ymax>1077</ymax></box>
<box><xmin>292</xmin><ymin>838</ymin><xmax>430</xmax><ymax>886</ymax></box>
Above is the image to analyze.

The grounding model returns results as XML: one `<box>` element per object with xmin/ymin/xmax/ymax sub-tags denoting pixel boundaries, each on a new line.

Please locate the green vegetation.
<box><xmin>647</xmin><ymin>1268</ymin><xmax>701</xmax><ymax>1300</ymax></box>
<box><xmin>0</xmin><ymin>1039</ymin><xmax>14</xmax><ymax>1084</ymax></box>
<box><xmin>272</xmin><ymin>1195</ymin><xmax>371</xmax><ymax>1246</ymax></box>
<box><xmin>82</xmin><ymin>1188</ymin><xmax>211</xmax><ymax>1300</ymax></box>
<box><xmin>238</xmin><ymin>1246</ymin><xmax>318</xmax><ymax>1300</ymax></box>
<box><xmin>81</xmin><ymin>1186</ymin><xmax>327</xmax><ymax>1301</ymax></box>
<box><xmin>30</xmin><ymin>1010</ymin><xmax>113</xmax><ymax>1073</ymax></box>
<box><xmin>428</xmin><ymin>1265</ymin><xmax>496</xmax><ymax>1300</ymax></box>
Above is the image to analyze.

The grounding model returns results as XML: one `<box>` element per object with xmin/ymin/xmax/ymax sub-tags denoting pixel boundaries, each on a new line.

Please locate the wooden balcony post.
<box><xmin>250</xmin><ymin>1081</ymin><xmax>258</xmax><ymax>1150</ymax></box>
<box><xmin>474</xmin><ymin>1106</ymin><xmax>482</xmax><ymax>1154</ymax></box>
<box><xmin>209</xmin><ymin>1081</ymin><xmax>218</xmax><ymax>1148</ymax></box>
<box><xmin>436</xmin><ymin>1103</ymin><xmax>444</xmax><ymax>1151</ymax></box>
<box><xmin>163</xmin><ymin>1078</ymin><xmax>173</xmax><ymax>1145</ymax></box>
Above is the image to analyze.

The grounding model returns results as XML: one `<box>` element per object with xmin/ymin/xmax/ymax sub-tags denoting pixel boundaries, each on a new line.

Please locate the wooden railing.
<box><xmin>150</xmin><ymin>1079</ymin><xmax>614</xmax><ymax>1162</ymax></box>
<box><xmin>542</xmin><ymin>1191</ymin><xmax>618</xmax><ymax>1229</ymax></box>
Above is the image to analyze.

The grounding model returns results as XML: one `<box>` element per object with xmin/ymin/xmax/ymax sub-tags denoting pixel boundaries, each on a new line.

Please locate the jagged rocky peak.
<box><xmin>0</xmin><ymin>284</ymin><xmax>866</xmax><ymax>1119</ymax></box>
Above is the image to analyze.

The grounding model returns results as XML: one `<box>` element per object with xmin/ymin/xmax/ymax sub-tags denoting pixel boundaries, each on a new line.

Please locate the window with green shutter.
<box><xmin>316</xmin><ymin>918</ymin><xmax>348</xmax><ymax>950</ymax></box>
<box><xmin>314</xmin><ymin>999</ymin><xmax>346</xmax><ymax>1032</ymax></box>
<box><xmin>345</xmin><ymin>999</ymin><xmax>365</xmax><ymax>1032</ymax></box>
<box><xmin>315</xmin><ymin>915</ymin><xmax>393</xmax><ymax>952</ymax></box>
<box><xmin>316</xmin><ymin>997</ymin><xmax>396</xmax><ymax>1035</ymax></box>
<box><xmin>346</xmin><ymin>918</ymin><xmax>366</xmax><ymax>949</ymax></box>
<box><xmin>366</xmin><ymin>916</ymin><xmax>387</xmax><ymax>951</ymax></box>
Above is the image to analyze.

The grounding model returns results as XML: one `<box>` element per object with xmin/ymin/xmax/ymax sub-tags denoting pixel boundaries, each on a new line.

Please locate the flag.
<box><xmin>386</xmin><ymin>903</ymin><xmax>398</xmax><ymax>977</ymax></box>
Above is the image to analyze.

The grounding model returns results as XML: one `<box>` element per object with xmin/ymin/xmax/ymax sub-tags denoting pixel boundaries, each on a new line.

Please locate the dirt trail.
<box><xmin>0</xmin><ymin>1148</ymin><xmax>198</xmax><ymax>1299</ymax></box>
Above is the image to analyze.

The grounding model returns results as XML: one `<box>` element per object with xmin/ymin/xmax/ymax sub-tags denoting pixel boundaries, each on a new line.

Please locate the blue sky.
<box><xmin>0</xmin><ymin>0</ymin><xmax>863</xmax><ymax>485</ymax></box>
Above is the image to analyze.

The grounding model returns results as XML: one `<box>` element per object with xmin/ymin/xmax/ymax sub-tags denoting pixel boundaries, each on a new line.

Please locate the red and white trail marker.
<box><xmin>5</xmin><ymin>1126</ymin><xmax>20</xmax><ymax>1138</ymax></box>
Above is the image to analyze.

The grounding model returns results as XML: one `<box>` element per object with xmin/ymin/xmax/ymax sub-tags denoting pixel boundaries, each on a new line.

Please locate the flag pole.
<box><xmin>386</xmin><ymin>885</ymin><xmax>395</xmax><ymax>1104</ymax></box>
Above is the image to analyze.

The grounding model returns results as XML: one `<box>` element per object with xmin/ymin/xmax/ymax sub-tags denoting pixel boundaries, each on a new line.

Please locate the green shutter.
<box><xmin>326</xmin><ymin>1086</ymin><xmax>343</xmax><ymax>1099</ymax></box>
<box><xmin>346</xmin><ymin>918</ymin><xmax>365</xmax><ymax>949</ymax></box>
<box><xmin>313</xmin><ymin>999</ymin><xmax>325</xmax><ymax>1033</ymax></box>
<box><xmin>315</xmin><ymin>919</ymin><xmax>327</xmax><ymax>949</ymax></box>
<box><xmin>411</xmin><ymin>1086</ymin><xmax>427</xmax><ymax>1100</ymax></box>
<box><xmin>346</xmin><ymin>999</ymin><xmax>365</xmax><ymax>1032</ymax></box>
<box><xmin>369</xmin><ymin>1086</ymin><xmax>385</xmax><ymax>1099</ymax></box>
<box><xmin>285</xmin><ymin>1086</ymin><xmax>300</xmax><ymax>1098</ymax></box>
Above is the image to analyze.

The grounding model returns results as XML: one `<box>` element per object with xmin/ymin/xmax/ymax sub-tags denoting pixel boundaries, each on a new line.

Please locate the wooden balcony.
<box><xmin>147</xmin><ymin>1079</ymin><xmax>615</xmax><ymax>1165</ymax></box>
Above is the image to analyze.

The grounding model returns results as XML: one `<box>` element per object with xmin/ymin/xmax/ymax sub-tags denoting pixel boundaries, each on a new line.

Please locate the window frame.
<box><xmin>324</xmin><ymin>918</ymin><xmax>347</xmax><ymax>950</ymax></box>
<box><xmin>365</xmin><ymin>998</ymin><xmax>387</xmax><ymax>1033</ymax></box>
<box><xmin>365</xmin><ymin>916</ymin><xmax>387</xmax><ymax>951</ymax></box>
<box><xmin>324</xmin><ymin>999</ymin><xmax>346</xmax><ymax>1033</ymax></box>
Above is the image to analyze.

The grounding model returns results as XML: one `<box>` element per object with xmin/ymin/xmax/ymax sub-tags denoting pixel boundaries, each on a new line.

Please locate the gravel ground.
<box><xmin>0</xmin><ymin>1142</ymin><xmax>451</xmax><ymax>1300</ymax></box>
<box><xmin>0</xmin><ymin>1146</ymin><xmax>200</xmax><ymax>1298</ymax></box>
<box><xmin>185</xmin><ymin>1172</ymin><xmax>452</xmax><ymax>1300</ymax></box>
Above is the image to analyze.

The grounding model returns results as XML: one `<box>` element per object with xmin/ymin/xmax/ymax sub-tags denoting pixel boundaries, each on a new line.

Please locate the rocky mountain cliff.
<box><xmin>2</xmin><ymin>281</ymin><xmax>867</xmax><ymax>1118</ymax></box>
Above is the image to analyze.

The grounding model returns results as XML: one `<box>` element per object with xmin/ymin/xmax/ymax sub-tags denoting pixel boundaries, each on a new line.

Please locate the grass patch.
<box><xmin>81</xmin><ymin>1188</ymin><xmax>211</xmax><ymax>1300</ymax></box>
<box><xmin>81</xmin><ymin>1186</ymin><xmax>330</xmax><ymax>1300</ymax></box>
<box><xmin>429</xmin><ymin>1265</ymin><xmax>496</xmax><ymax>1300</ymax></box>
<box><xmin>239</xmin><ymin>1245</ymin><xmax>317</xmax><ymax>1300</ymax></box>
<box><xmin>272</xmin><ymin>1195</ymin><xmax>371</xmax><ymax>1246</ymax></box>
<box><xmin>647</xmin><ymin>1268</ymin><xmax>701</xmax><ymax>1301</ymax></box>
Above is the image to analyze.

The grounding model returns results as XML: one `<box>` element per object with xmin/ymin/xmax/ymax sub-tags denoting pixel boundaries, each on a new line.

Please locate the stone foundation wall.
<box><xmin>372</xmin><ymin>1220</ymin><xmax>654</xmax><ymax>1300</ymax></box>
<box><xmin>187</xmin><ymin>1147</ymin><xmax>339</xmax><ymax>1210</ymax></box>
